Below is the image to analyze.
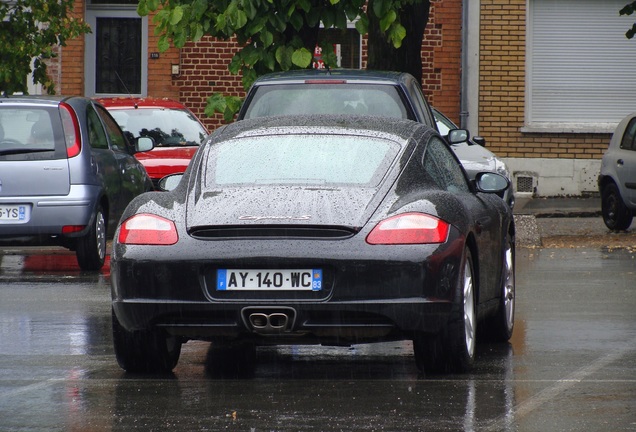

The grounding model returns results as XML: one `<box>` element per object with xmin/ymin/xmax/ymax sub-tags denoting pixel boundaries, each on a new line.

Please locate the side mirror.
<box><xmin>474</xmin><ymin>172</ymin><xmax>509</xmax><ymax>194</ymax></box>
<box><xmin>136</xmin><ymin>136</ymin><xmax>154</xmax><ymax>152</ymax></box>
<box><xmin>158</xmin><ymin>173</ymin><xmax>183</xmax><ymax>192</ymax></box>
<box><xmin>447</xmin><ymin>128</ymin><xmax>469</xmax><ymax>144</ymax></box>
<box><xmin>472</xmin><ymin>136</ymin><xmax>486</xmax><ymax>147</ymax></box>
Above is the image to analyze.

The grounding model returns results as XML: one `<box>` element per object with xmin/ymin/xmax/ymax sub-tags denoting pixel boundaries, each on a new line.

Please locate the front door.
<box><xmin>85</xmin><ymin>1</ymin><xmax>148</xmax><ymax>97</ymax></box>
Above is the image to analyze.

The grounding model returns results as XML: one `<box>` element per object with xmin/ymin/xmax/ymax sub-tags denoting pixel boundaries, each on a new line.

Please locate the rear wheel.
<box><xmin>112</xmin><ymin>309</ymin><xmax>182</xmax><ymax>373</ymax></box>
<box><xmin>76</xmin><ymin>205</ymin><xmax>106</xmax><ymax>271</ymax></box>
<box><xmin>601</xmin><ymin>183</ymin><xmax>633</xmax><ymax>231</ymax></box>
<box><xmin>414</xmin><ymin>247</ymin><xmax>476</xmax><ymax>374</ymax></box>
<box><xmin>481</xmin><ymin>232</ymin><xmax>515</xmax><ymax>342</ymax></box>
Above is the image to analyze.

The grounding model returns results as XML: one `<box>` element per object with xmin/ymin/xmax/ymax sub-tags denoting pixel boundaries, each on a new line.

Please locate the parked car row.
<box><xmin>0</xmin><ymin>96</ymin><xmax>154</xmax><ymax>270</ymax></box>
<box><xmin>111</xmin><ymin>114</ymin><xmax>516</xmax><ymax>375</ymax></box>
<box><xmin>0</xmin><ymin>95</ymin><xmax>211</xmax><ymax>270</ymax></box>
<box><xmin>1</xmin><ymin>70</ymin><xmax>518</xmax><ymax>375</ymax></box>
<box><xmin>237</xmin><ymin>69</ymin><xmax>516</xmax><ymax>209</ymax></box>
<box><xmin>109</xmin><ymin>69</ymin><xmax>518</xmax><ymax>375</ymax></box>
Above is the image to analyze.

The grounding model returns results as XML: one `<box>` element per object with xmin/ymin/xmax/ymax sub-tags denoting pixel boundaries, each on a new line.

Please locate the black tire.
<box><xmin>413</xmin><ymin>332</ymin><xmax>446</xmax><ymax>374</ymax></box>
<box><xmin>76</xmin><ymin>205</ymin><xmax>107</xmax><ymax>271</ymax></box>
<box><xmin>112</xmin><ymin>309</ymin><xmax>182</xmax><ymax>373</ymax></box>
<box><xmin>601</xmin><ymin>183</ymin><xmax>633</xmax><ymax>231</ymax></box>
<box><xmin>481</xmin><ymin>231</ymin><xmax>515</xmax><ymax>342</ymax></box>
<box><xmin>414</xmin><ymin>247</ymin><xmax>477</xmax><ymax>374</ymax></box>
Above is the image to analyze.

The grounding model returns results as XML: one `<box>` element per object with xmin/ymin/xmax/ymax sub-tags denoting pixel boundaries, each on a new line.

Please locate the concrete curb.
<box><xmin>514</xmin><ymin>215</ymin><xmax>542</xmax><ymax>247</ymax></box>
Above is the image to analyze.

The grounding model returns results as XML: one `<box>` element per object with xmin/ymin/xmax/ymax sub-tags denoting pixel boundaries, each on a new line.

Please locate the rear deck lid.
<box><xmin>185</xmin><ymin>128</ymin><xmax>403</xmax><ymax>233</ymax></box>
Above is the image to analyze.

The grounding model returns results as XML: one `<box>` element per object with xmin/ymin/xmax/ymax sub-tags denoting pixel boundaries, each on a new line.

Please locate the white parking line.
<box><xmin>483</xmin><ymin>340</ymin><xmax>636</xmax><ymax>431</ymax></box>
<box><xmin>0</xmin><ymin>378</ymin><xmax>62</xmax><ymax>399</ymax></box>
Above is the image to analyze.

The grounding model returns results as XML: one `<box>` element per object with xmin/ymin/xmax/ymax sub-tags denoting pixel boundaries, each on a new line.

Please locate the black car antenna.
<box><xmin>115</xmin><ymin>71</ymin><xmax>138</xmax><ymax>109</ymax></box>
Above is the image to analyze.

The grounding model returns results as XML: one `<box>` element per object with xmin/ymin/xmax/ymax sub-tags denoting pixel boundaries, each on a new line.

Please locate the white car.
<box><xmin>598</xmin><ymin>112</ymin><xmax>636</xmax><ymax>230</ymax></box>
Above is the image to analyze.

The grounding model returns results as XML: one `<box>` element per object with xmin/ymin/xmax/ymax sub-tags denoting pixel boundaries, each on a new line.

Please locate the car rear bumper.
<box><xmin>111</xmin><ymin>236</ymin><xmax>465</xmax><ymax>345</ymax></box>
<box><xmin>112</xmin><ymin>298</ymin><xmax>453</xmax><ymax>345</ymax></box>
<box><xmin>0</xmin><ymin>184</ymin><xmax>100</xmax><ymax>239</ymax></box>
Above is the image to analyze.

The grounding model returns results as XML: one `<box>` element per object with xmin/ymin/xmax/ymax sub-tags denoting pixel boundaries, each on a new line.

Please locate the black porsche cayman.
<box><xmin>111</xmin><ymin>115</ymin><xmax>515</xmax><ymax>374</ymax></box>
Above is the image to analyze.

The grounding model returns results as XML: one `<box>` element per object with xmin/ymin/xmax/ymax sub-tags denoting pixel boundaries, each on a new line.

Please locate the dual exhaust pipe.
<box><xmin>242</xmin><ymin>307</ymin><xmax>296</xmax><ymax>335</ymax></box>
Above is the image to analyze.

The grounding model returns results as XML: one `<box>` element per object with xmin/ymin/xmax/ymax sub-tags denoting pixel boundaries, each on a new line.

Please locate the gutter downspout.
<box><xmin>460</xmin><ymin>0</ymin><xmax>480</xmax><ymax>134</ymax></box>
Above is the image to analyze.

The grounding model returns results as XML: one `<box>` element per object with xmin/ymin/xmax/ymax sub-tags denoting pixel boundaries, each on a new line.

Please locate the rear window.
<box><xmin>110</xmin><ymin>108</ymin><xmax>207</xmax><ymax>147</ymax></box>
<box><xmin>242</xmin><ymin>84</ymin><xmax>411</xmax><ymax>120</ymax></box>
<box><xmin>0</xmin><ymin>107</ymin><xmax>65</xmax><ymax>160</ymax></box>
<box><xmin>206</xmin><ymin>133</ymin><xmax>399</xmax><ymax>187</ymax></box>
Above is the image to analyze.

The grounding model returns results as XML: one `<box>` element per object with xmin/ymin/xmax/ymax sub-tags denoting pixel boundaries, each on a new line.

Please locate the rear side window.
<box><xmin>96</xmin><ymin>105</ymin><xmax>128</xmax><ymax>152</ymax></box>
<box><xmin>620</xmin><ymin>117</ymin><xmax>636</xmax><ymax>151</ymax></box>
<box><xmin>0</xmin><ymin>106</ymin><xmax>66</xmax><ymax>160</ymax></box>
<box><xmin>243</xmin><ymin>84</ymin><xmax>412</xmax><ymax>120</ymax></box>
<box><xmin>109</xmin><ymin>108</ymin><xmax>207</xmax><ymax>146</ymax></box>
<box><xmin>422</xmin><ymin>137</ymin><xmax>470</xmax><ymax>193</ymax></box>
<box><xmin>86</xmin><ymin>107</ymin><xmax>109</xmax><ymax>150</ymax></box>
<box><xmin>407</xmin><ymin>79</ymin><xmax>436</xmax><ymax>128</ymax></box>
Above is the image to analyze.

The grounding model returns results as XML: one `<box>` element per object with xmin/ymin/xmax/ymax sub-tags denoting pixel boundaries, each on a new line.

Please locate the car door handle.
<box><xmin>617</xmin><ymin>159</ymin><xmax>624</xmax><ymax>166</ymax></box>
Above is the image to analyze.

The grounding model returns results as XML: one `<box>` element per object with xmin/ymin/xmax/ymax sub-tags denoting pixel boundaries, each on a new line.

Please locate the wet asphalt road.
<box><xmin>0</xmin><ymin>238</ymin><xmax>635</xmax><ymax>431</ymax></box>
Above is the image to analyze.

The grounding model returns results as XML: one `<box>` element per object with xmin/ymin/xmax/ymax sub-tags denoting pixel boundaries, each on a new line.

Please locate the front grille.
<box><xmin>190</xmin><ymin>225</ymin><xmax>357</xmax><ymax>239</ymax></box>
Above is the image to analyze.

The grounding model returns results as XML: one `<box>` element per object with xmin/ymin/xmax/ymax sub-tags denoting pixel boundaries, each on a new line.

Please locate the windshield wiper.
<box><xmin>0</xmin><ymin>148</ymin><xmax>53</xmax><ymax>156</ymax></box>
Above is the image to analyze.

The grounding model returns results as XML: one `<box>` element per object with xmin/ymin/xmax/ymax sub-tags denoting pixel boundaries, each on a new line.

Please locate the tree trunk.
<box><xmin>367</xmin><ymin>1</ymin><xmax>431</xmax><ymax>84</ymax></box>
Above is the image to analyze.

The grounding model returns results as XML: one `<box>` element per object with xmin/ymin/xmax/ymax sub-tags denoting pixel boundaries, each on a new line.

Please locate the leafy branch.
<box><xmin>620</xmin><ymin>1</ymin><xmax>636</xmax><ymax>39</ymax></box>
<box><xmin>138</xmin><ymin>0</ymin><xmax>418</xmax><ymax>121</ymax></box>
<box><xmin>0</xmin><ymin>0</ymin><xmax>90</xmax><ymax>95</ymax></box>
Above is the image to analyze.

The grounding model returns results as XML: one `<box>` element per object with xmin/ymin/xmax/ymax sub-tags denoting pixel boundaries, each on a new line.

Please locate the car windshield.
<box><xmin>207</xmin><ymin>133</ymin><xmax>399</xmax><ymax>187</ymax></box>
<box><xmin>110</xmin><ymin>108</ymin><xmax>207</xmax><ymax>147</ymax></box>
<box><xmin>242</xmin><ymin>84</ymin><xmax>410</xmax><ymax>119</ymax></box>
<box><xmin>0</xmin><ymin>107</ymin><xmax>60</xmax><ymax>155</ymax></box>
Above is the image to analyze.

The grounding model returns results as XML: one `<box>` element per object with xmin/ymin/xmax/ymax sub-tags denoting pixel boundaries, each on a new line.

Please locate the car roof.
<box><xmin>215</xmin><ymin>114</ymin><xmax>434</xmax><ymax>143</ymax></box>
<box><xmin>95</xmin><ymin>97</ymin><xmax>189</xmax><ymax>110</ymax></box>
<box><xmin>250</xmin><ymin>69</ymin><xmax>416</xmax><ymax>86</ymax></box>
<box><xmin>0</xmin><ymin>95</ymin><xmax>70</xmax><ymax>107</ymax></box>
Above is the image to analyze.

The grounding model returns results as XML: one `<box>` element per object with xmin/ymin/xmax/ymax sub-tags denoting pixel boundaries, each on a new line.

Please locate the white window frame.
<box><xmin>525</xmin><ymin>0</ymin><xmax>636</xmax><ymax>133</ymax></box>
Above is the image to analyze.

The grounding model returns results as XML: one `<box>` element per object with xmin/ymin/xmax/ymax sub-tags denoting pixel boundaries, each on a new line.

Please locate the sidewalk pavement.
<box><xmin>513</xmin><ymin>196</ymin><xmax>601</xmax><ymax>218</ymax></box>
<box><xmin>512</xmin><ymin>195</ymin><xmax>604</xmax><ymax>247</ymax></box>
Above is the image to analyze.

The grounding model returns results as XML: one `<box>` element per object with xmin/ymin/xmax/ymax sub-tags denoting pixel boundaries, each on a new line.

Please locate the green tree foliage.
<box><xmin>0</xmin><ymin>0</ymin><xmax>91</xmax><ymax>95</ymax></box>
<box><xmin>620</xmin><ymin>1</ymin><xmax>636</xmax><ymax>38</ymax></box>
<box><xmin>137</xmin><ymin>0</ymin><xmax>427</xmax><ymax>121</ymax></box>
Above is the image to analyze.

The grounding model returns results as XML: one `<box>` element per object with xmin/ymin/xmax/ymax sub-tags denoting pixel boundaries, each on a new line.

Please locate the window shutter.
<box><xmin>528</xmin><ymin>0</ymin><xmax>636</xmax><ymax>127</ymax></box>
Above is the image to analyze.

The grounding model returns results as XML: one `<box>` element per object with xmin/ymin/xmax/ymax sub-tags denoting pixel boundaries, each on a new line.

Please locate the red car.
<box><xmin>97</xmin><ymin>97</ymin><xmax>209</xmax><ymax>187</ymax></box>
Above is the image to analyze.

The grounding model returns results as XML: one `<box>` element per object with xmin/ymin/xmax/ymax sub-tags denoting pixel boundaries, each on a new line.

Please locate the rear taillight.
<box><xmin>60</xmin><ymin>102</ymin><xmax>81</xmax><ymax>158</ymax></box>
<box><xmin>118</xmin><ymin>214</ymin><xmax>178</xmax><ymax>245</ymax></box>
<box><xmin>366</xmin><ymin>213</ymin><xmax>450</xmax><ymax>245</ymax></box>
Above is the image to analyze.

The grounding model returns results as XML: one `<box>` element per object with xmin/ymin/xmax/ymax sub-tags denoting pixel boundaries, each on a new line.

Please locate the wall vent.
<box><xmin>516</xmin><ymin>176</ymin><xmax>535</xmax><ymax>194</ymax></box>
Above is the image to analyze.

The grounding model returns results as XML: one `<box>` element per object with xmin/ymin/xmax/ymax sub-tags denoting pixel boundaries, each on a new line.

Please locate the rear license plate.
<box><xmin>0</xmin><ymin>204</ymin><xmax>30</xmax><ymax>222</ymax></box>
<box><xmin>217</xmin><ymin>269</ymin><xmax>322</xmax><ymax>291</ymax></box>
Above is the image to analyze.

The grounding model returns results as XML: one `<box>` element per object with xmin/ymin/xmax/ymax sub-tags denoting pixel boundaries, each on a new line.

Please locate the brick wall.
<box><xmin>479</xmin><ymin>0</ymin><xmax>609</xmax><ymax>159</ymax></box>
<box><xmin>58</xmin><ymin>0</ymin><xmax>84</xmax><ymax>95</ymax></box>
<box><xmin>428</xmin><ymin>0</ymin><xmax>462</xmax><ymax>121</ymax></box>
<box><xmin>147</xmin><ymin>12</ymin><xmax>181</xmax><ymax>99</ymax></box>
<box><xmin>176</xmin><ymin>37</ymin><xmax>244</xmax><ymax>129</ymax></box>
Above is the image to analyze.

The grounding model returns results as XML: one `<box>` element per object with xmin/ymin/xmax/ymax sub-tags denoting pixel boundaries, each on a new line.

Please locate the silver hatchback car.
<box><xmin>0</xmin><ymin>96</ymin><xmax>153</xmax><ymax>270</ymax></box>
<box><xmin>599</xmin><ymin>112</ymin><xmax>636</xmax><ymax>231</ymax></box>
